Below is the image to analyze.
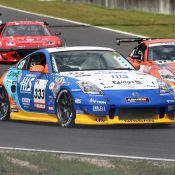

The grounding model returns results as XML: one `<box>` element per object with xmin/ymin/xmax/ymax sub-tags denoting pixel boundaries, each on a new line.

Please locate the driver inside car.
<box><xmin>29</xmin><ymin>55</ymin><xmax>48</xmax><ymax>73</ymax></box>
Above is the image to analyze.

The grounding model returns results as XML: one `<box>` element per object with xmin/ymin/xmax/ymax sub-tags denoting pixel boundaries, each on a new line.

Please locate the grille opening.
<box><xmin>109</xmin><ymin>107</ymin><xmax>115</xmax><ymax>119</ymax></box>
<box><xmin>159</xmin><ymin>107</ymin><xmax>165</xmax><ymax>119</ymax></box>
<box><xmin>118</xmin><ymin>107</ymin><xmax>158</xmax><ymax>120</ymax></box>
<box><xmin>11</xmin><ymin>53</ymin><xmax>17</xmax><ymax>58</ymax></box>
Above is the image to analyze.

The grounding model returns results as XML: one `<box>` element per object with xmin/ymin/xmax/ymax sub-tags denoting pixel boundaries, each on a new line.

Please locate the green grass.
<box><xmin>0</xmin><ymin>0</ymin><xmax>175</xmax><ymax>37</ymax></box>
<box><xmin>0</xmin><ymin>150</ymin><xmax>175</xmax><ymax>175</ymax></box>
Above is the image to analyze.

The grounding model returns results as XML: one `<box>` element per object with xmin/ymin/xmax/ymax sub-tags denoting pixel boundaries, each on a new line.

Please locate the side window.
<box><xmin>131</xmin><ymin>44</ymin><xmax>146</xmax><ymax>61</ymax></box>
<box><xmin>16</xmin><ymin>57</ymin><xmax>29</xmax><ymax>70</ymax></box>
<box><xmin>27</xmin><ymin>53</ymin><xmax>47</xmax><ymax>70</ymax></box>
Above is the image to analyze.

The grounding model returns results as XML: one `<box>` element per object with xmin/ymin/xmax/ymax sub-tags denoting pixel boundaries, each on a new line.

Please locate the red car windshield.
<box><xmin>2</xmin><ymin>25</ymin><xmax>51</xmax><ymax>36</ymax></box>
<box><xmin>148</xmin><ymin>43</ymin><xmax>175</xmax><ymax>61</ymax></box>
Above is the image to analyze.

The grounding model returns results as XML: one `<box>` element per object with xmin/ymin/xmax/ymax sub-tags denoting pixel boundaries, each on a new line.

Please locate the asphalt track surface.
<box><xmin>0</xmin><ymin>6</ymin><xmax>175</xmax><ymax>160</ymax></box>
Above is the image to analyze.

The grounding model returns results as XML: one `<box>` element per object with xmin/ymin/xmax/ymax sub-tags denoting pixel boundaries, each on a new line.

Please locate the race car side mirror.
<box><xmin>55</xmin><ymin>32</ymin><xmax>61</xmax><ymax>36</ymax></box>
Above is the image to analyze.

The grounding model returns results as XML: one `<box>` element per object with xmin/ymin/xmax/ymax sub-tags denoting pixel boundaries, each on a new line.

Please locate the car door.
<box><xmin>16</xmin><ymin>52</ymin><xmax>49</xmax><ymax>113</ymax></box>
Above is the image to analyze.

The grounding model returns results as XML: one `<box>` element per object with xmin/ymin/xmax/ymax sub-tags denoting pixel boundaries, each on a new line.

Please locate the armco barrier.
<box><xmin>64</xmin><ymin>0</ymin><xmax>175</xmax><ymax>14</ymax></box>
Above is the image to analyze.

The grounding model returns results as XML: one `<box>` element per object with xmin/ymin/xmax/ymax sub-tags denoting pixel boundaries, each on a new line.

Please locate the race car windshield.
<box><xmin>148</xmin><ymin>44</ymin><xmax>175</xmax><ymax>61</ymax></box>
<box><xmin>51</xmin><ymin>50</ymin><xmax>134</xmax><ymax>72</ymax></box>
<box><xmin>2</xmin><ymin>25</ymin><xmax>51</xmax><ymax>36</ymax></box>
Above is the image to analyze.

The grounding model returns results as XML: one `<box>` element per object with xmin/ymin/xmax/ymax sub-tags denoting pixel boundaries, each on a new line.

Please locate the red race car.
<box><xmin>0</xmin><ymin>21</ymin><xmax>62</xmax><ymax>62</ymax></box>
<box><xmin>116</xmin><ymin>38</ymin><xmax>175</xmax><ymax>90</ymax></box>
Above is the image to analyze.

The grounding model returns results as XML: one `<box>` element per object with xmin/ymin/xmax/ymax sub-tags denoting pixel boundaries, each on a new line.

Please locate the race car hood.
<box><xmin>0</xmin><ymin>36</ymin><xmax>60</xmax><ymax>48</ymax></box>
<box><xmin>153</xmin><ymin>60</ymin><xmax>175</xmax><ymax>74</ymax></box>
<box><xmin>62</xmin><ymin>70</ymin><xmax>159</xmax><ymax>90</ymax></box>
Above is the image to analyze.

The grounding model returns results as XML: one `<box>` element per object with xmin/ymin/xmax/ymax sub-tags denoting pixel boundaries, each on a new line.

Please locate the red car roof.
<box><xmin>5</xmin><ymin>21</ymin><xmax>45</xmax><ymax>26</ymax></box>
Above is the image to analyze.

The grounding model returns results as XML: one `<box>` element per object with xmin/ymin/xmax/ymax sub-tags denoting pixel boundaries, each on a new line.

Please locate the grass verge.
<box><xmin>0</xmin><ymin>150</ymin><xmax>175</xmax><ymax>175</ymax></box>
<box><xmin>0</xmin><ymin>0</ymin><xmax>175</xmax><ymax>37</ymax></box>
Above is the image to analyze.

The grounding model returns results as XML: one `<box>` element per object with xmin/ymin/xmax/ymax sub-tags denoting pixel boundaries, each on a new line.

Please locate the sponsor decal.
<box><xmin>112</xmin><ymin>80</ymin><xmax>142</xmax><ymax>85</ymax></box>
<box><xmin>49</xmin><ymin>96</ymin><xmax>54</xmax><ymax>104</ymax></box>
<box><xmin>167</xmin><ymin>100</ymin><xmax>175</xmax><ymax>103</ymax></box>
<box><xmin>11</xmin><ymin>108</ymin><xmax>18</xmax><ymax>112</ymax></box>
<box><xmin>71</xmin><ymin>89</ymin><xmax>81</xmax><ymax>92</ymax></box>
<box><xmin>34</xmin><ymin>103</ymin><xmax>46</xmax><ymax>109</ymax></box>
<box><xmin>6</xmin><ymin>80</ymin><xmax>12</xmax><ymax>84</ymax></box>
<box><xmin>89</xmin><ymin>98</ymin><xmax>106</xmax><ymax>104</ymax></box>
<box><xmin>22</xmin><ymin>98</ymin><xmax>30</xmax><ymax>103</ymax></box>
<box><xmin>25</xmin><ymin>74</ymin><xmax>36</xmax><ymax>77</ymax></box>
<box><xmin>49</xmin><ymin>106</ymin><xmax>54</xmax><ymax>110</ymax></box>
<box><xmin>168</xmin><ymin>105</ymin><xmax>175</xmax><ymax>111</ymax></box>
<box><xmin>17</xmin><ymin>72</ymin><xmax>22</xmax><ymax>83</ymax></box>
<box><xmin>22</xmin><ymin>98</ymin><xmax>31</xmax><ymax>105</ymax></box>
<box><xmin>111</xmin><ymin>74</ymin><xmax>128</xmax><ymax>79</ymax></box>
<box><xmin>132</xmin><ymin>92</ymin><xmax>140</xmax><ymax>97</ymax></box>
<box><xmin>126</xmin><ymin>97</ymin><xmax>149</xmax><ymax>102</ymax></box>
<box><xmin>75</xmin><ymin>99</ymin><xmax>82</xmax><ymax>104</ymax></box>
<box><xmin>76</xmin><ymin>110</ymin><xmax>84</xmax><ymax>114</ymax></box>
<box><xmin>49</xmin><ymin>82</ymin><xmax>54</xmax><ymax>90</ymax></box>
<box><xmin>20</xmin><ymin>77</ymin><xmax>35</xmax><ymax>93</ymax></box>
<box><xmin>50</xmin><ymin>77</ymin><xmax>65</xmax><ymax>98</ymax></box>
<box><xmin>34</xmin><ymin>79</ymin><xmax>48</xmax><ymax>109</ymax></box>
<box><xmin>67</xmin><ymin>72</ymin><xmax>90</xmax><ymax>77</ymax></box>
<box><xmin>100</xmin><ymin>82</ymin><xmax>113</xmax><ymax>89</ymax></box>
<box><xmin>7</xmin><ymin>71</ymin><xmax>19</xmax><ymax>79</ymax></box>
<box><xmin>123</xmin><ymin>119</ymin><xmax>154</xmax><ymax>123</ymax></box>
<box><xmin>93</xmin><ymin>106</ymin><xmax>106</xmax><ymax>112</ymax></box>
<box><xmin>95</xmin><ymin>118</ymin><xmax>106</xmax><ymax>122</ymax></box>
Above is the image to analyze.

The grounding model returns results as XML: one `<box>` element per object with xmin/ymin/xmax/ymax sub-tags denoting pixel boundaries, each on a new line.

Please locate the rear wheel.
<box><xmin>56</xmin><ymin>89</ymin><xmax>75</xmax><ymax>128</ymax></box>
<box><xmin>0</xmin><ymin>86</ymin><xmax>10</xmax><ymax>121</ymax></box>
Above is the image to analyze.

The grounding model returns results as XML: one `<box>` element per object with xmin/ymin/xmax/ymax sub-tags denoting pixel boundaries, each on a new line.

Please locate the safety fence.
<box><xmin>64</xmin><ymin>0</ymin><xmax>175</xmax><ymax>14</ymax></box>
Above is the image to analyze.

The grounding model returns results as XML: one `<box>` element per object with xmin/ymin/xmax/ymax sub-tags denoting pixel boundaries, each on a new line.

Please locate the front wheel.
<box><xmin>56</xmin><ymin>89</ymin><xmax>75</xmax><ymax>128</ymax></box>
<box><xmin>0</xmin><ymin>86</ymin><xmax>10</xmax><ymax>121</ymax></box>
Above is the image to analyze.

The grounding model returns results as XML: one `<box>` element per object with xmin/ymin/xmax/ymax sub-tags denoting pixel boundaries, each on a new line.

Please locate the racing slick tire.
<box><xmin>0</xmin><ymin>86</ymin><xmax>10</xmax><ymax>121</ymax></box>
<box><xmin>56</xmin><ymin>89</ymin><xmax>76</xmax><ymax>128</ymax></box>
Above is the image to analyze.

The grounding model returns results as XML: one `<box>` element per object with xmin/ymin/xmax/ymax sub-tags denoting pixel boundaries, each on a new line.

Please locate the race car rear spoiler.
<box><xmin>116</xmin><ymin>38</ymin><xmax>156</xmax><ymax>45</ymax></box>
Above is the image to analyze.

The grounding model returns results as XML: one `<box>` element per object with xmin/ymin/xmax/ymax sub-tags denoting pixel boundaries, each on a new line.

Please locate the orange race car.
<box><xmin>116</xmin><ymin>38</ymin><xmax>175</xmax><ymax>90</ymax></box>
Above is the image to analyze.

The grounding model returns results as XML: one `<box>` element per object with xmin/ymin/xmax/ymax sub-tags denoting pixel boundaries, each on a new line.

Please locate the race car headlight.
<box><xmin>6</xmin><ymin>41</ymin><xmax>15</xmax><ymax>46</ymax></box>
<box><xmin>157</xmin><ymin>79</ymin><xmax>170</xmax><ymax>94</ymax></box>
<box><xmin>77</xmin><ymin>81</ymin><xmax>103</xmax><ymax>95</ymax></box>
<box><xmin>159</xmin><ymin>69</ymin><xmax>175</xmax><ymax>81</ymax></box>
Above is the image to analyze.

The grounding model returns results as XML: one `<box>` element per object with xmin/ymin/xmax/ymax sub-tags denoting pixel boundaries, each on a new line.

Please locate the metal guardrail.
<box><xmin>64</xmin><ymin>0</ymin><xmax>175</xmax><ymax>14</ymax></box>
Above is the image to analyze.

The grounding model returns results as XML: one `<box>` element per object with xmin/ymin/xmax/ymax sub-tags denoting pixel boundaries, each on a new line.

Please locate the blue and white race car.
<box><xmin>0</xmin><ymin>46</ymin><xmax>175</xmax><ymax>127</ymax></box>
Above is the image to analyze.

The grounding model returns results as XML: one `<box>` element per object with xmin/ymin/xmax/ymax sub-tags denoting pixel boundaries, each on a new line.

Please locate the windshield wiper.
<box><xmin>108</xmin><ymin>67</ymin><xmax>134</xmax><ymax>70</ymax></box>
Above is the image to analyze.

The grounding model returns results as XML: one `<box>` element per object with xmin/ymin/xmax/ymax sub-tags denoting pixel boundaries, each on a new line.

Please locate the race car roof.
<box><xmin>4</xmin><ymin>21</ymin><xmax>45</xmax><ymax>26</ymax></box>
<box><xmin>144</xmin><ymin>38</ymin><xmax>175</xmax><ymax>45</ymax></box>
<box><xmin>46</xmin><ymin>46</ymin><xmax>115</xmax><ymax>53</ymax></box>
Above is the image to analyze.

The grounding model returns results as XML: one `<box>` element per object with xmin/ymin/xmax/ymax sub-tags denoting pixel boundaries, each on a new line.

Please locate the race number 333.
<box><xmin>34</xmin><ymin>79</ymin><xmax>48</xmax><ymax>109</ymax></box>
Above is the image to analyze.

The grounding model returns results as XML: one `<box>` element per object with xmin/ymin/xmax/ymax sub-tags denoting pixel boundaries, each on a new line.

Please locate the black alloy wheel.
<box><xmin>0</xmin><ymin>86</ymin><xmax>10</xmax><ymax>121</ymax></box>
<box><xmin>56</xmin><ymin>89</ymin><xmax>75</xmax><ymax>128</ymax></box>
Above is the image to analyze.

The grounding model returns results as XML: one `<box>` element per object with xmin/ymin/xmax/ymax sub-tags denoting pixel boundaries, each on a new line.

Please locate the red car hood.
<box><xmin>0</xmin><ymin>36</ymin><xmax>60</xmax><ymax>48</ymax></box>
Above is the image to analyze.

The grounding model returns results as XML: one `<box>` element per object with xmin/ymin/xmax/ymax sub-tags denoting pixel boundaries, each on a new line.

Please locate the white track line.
<box><xmin>0</xmin><ymin>5</ymin><xmax>147</xmax><ymax>38</ymax></box>
<box><xmin>0</xmin><ymin>146</ymin><xmax>175</xmax><ymax>162</ymax></box>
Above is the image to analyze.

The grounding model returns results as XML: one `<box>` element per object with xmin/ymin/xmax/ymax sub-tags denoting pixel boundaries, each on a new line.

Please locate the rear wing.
<box><xmin>116</xmin><ymin>38</ymin><xmax>156</xmax><ymax>46</ymax></box>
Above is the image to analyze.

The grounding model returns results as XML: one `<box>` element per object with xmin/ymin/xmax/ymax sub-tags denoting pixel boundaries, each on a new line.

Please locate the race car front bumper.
<box><xmin>75</xmin><ymin>114</ymin><xmax>175</xmax><ymax>125</ymax></box>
